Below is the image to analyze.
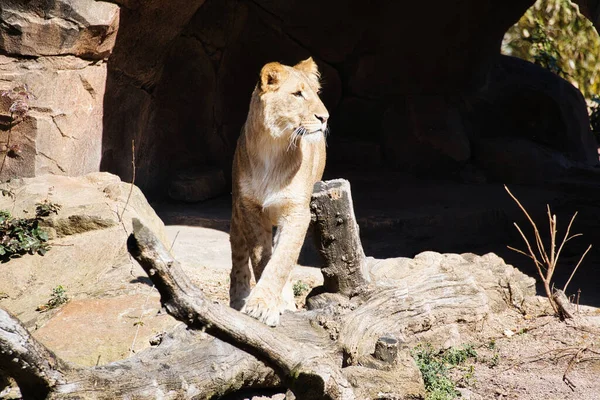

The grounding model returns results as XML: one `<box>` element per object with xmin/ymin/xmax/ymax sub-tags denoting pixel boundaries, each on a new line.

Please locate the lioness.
<box><xmin>230</xmin><ymin>58</ymin><xmax>329</xmax><ymax>326</ymax></box>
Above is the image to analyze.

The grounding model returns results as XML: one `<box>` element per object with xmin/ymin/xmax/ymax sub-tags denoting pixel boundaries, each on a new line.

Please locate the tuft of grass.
<box><xmin>412</xmin><ymin>343</ymin><xmax>478</xmax><ymax>400</ymax></box>
<box><xmin>35</xmin><ymin>199</ymin><xmax>61</xmax><ymax>218</ymax></box>
<box><xmin>489</xmin><ymin>352</ymin><xmax>500</xmax><ymax>368</ymax></box>
<box><xmin>36</xmin><ymin>285</ymin><xmax>69</xmax><ymax>312</ymax></box>
<box><xmin>292</xmin><ymin>280</ymin><xmax>310</xmax><ymax>297</ymax></box>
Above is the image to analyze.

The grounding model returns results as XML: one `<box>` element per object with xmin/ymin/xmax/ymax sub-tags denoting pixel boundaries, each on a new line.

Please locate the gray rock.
<box><xmin>0</xmin><ymin>0</ymin><xmax>119</xmax><ymax>59</ymax></box>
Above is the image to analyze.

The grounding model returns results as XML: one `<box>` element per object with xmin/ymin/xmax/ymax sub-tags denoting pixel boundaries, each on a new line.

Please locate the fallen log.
<box><xmin>0</xmin><ymin>179</ymin><xmax>539</xmax><ymax>399</ymax></box>
<box><xmin>127</xmin><ymin>218</ymin><xmax>355</xmax><ymax>400</ymax></box>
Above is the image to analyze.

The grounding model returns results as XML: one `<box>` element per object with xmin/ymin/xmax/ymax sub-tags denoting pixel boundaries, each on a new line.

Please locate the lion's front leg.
<box><xmin>242</xmin><ymin>209</ymin><xmax>310</xmax><ymax>326</ymax></box>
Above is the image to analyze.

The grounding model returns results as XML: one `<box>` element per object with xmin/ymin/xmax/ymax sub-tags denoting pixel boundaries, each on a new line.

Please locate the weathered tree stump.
<box><xmin>310</xmin><ymin>179</ymin><xmax>370</xmax><ymax>297</ymax></box>
<box><xmin>0</xmin><ymin>179</ymin><xmax>538</xmax><ymax>399</ymax></box>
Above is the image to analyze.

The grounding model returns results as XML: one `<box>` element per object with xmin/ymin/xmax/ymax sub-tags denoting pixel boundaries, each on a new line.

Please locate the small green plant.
<box><xmin>489</xmin><ymin>352</ymin><xmax>500</xmax><ymax>368</ymax></box>
<box><xmin>292</xmin><ymin>280</ymin><xmax>310</xmax><ymax>297</ymax></box>
<box><xmin>443</xmin><ymin>344</ymin><xmax>477</xmax><ymax>365</ymax></box>
<box><xmin>411</xmin><ymin>343</ymin><xmax>478</xmax><ymax>400</ymax></box>
<box><xmin>36</xmin><ymin>285</ymin><xmax>69</xmax><ymax>312</ymax></box>
<box><xmin>0</xmin><ymin>210</ymin><xmax>50</xmax><ymax>260</ymax></box>
<box><xmin>35</xmin><ymin>199</ymin><xmax>61</xmax><ymax>217</ymax></box>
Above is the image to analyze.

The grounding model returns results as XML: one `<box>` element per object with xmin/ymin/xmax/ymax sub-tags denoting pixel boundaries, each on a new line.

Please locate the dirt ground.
<box><xmin>449</xmin><ymin>308</ymin><xmax>600</xmax><ymax>400</ymax></box>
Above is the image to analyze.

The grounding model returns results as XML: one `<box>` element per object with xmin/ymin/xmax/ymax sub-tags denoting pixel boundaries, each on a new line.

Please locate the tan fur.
<box><xmin>229</xmin><ymin>57</ymin><xmax>329</xmax><ymax>326</ymax></box>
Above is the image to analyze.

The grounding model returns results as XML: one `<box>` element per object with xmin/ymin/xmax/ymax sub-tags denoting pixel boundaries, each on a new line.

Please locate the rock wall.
<box><xmin>1</xmin><ymin>0</ymin><xmax>598</xmax><ymax>196</ymax></box>
<box><xmin>0</xmin><ymin>0</ymin><xmax>118</xmax><ymax>178</ymax></box>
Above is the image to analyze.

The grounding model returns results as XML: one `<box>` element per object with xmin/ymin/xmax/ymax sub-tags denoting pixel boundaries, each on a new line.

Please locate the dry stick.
<box><xmin>507</xmin><ymin>220</ymin><xmax>558</xmax><ymax>314</ymax></box>
<box><xmin>563</xmin><ymin>346</ymin><xmax>588</xmax><ymax>391</ymax></box>
<box><xmin>504</xmin><ymin>186</ymin><xmax>548</xmax><ymax>265</ymax></box>
<box><xmin>554</xmin><ymin>213</ymin><xmax>580</xmax><ymax>266</ymax></box>
<box><xmin>119</xmin><ymin>139</ymin><xmax>136</xmax><ymax>222</ymax></box>
<box><xmin>563</xmin><ymin>244</ymin><xmax>592</xmax><ymax>293</ymax></box>
<box><xmin>503</xmin><ymin>346</ymin><xmax>583</xmax><ymax>372</ymax></box>
<box><xmin>502</xmin><ymin>347</ymin><xmax>569</xmax><ymax>372</ymax></box>
<box><xmin>128</xmin><ymin>219</ymin><xmax>355</xmax><ymax>400</ymax></box>
<box><xmin>128</xmin><ymin>287</ymin><xmax>153</xmax><ymax>357</ymax></box>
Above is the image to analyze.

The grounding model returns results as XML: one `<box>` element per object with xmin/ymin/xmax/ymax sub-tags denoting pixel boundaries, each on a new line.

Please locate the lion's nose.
<box><xmin>315</xmin><ymin>114</ymin><xmax>329</xmax><ymax>124</ymax></box>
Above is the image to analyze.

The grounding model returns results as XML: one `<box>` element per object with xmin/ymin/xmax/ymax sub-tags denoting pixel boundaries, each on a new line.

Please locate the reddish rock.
<box><xmin>33</xmin><ymin>295</ymin><xmax>176</xmax><ymax>366</ymax></box>
<box><xmin>0</xmin><ymin>56</ymin><xmax>108</xmax><ymax>180</ymax></box>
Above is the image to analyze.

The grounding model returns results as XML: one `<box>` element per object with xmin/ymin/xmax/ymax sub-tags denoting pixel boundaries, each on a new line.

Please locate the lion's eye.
<box><xmin>292</xmin><ymin>91</ymin><xmax>304</xmax><ymax>98</ymax></box>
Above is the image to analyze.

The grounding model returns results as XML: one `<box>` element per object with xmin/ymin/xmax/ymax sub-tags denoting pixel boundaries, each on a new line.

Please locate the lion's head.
<box><xmin>250</xmin><ymin>58</ymin><xmax>329</xmax><ymax>147</ymax></box>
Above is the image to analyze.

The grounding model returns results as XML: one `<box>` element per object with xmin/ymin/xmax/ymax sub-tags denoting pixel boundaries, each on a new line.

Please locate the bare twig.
<box><xmin>563</xmin><ymin>244</ymin><xmax>592</xmax><ymax>293</ymax></box>
<box><xmin>119</xmin><ymin>139</ymin><xmax>136</xmax><ymax>222</ymax></box>
<box><xmin>504</xmin><ymin>186</ymin><xmax>591</xmax><ymax>320</ymax></box>
<box><xmin>563</xmin><ymin>346</ymin><xmax>588</xmax><ymax>391</ymax></box>
<box><xmin>129</xmin><ymin>284</ymin><xmax>154</xmax><ymax>357</ymax></box>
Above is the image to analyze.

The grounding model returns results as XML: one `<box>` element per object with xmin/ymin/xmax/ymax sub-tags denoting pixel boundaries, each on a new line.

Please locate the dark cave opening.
<box><xmin>100</xmin><ymin>0</ymin><xmax>600</xmax><ymax>306</ymax></box>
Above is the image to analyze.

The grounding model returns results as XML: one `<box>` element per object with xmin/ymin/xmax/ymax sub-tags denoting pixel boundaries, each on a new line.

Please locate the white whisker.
<box><xmin>287</xmin><ymin>127</ymin><xmax>303</xmax><ymax>152</ymax></box>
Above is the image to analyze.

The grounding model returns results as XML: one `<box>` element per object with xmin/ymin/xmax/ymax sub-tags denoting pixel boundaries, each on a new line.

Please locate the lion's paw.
<box><xmin>241</xmin><ymin>290</ymin><xmax>281</xmax><ymax>327</ymax></box>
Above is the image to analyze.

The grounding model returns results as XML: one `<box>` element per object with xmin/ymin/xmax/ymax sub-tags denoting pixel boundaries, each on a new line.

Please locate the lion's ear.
<box><xmin>294</xmin><ymin>57</ymin><xmax>321</xmax><ymax>88</ymax></box>
<box><xmin>260</xmin><ymin>62</ymin><xmax>288</xmax><ymax>92</ymax></box>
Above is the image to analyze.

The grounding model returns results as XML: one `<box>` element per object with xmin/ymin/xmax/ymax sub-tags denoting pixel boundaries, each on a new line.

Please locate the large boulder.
<box><xmin>470</xmin><ymin>55</ymin><xmax>599</xmax><ymax>181</ymax></box>
<box><xmin>0</xmin><ymin>173</ymin><xmax>175</xmax><ymax>365</ymax></box>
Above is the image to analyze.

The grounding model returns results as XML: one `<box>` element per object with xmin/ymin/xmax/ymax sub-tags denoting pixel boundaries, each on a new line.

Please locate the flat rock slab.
<box><xmin>0</xmin><ymin>172</ymin><xmax>168</xmax><ymax>328</ymax></box>
<box><xmin>33</xmin><ymin>294</ymin><xmax>176</xmax><ymax>367</ymax></box>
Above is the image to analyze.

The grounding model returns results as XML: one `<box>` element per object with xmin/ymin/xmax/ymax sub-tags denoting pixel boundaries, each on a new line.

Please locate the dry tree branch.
<box><xmin>127</xmin><ymin>218</ymin><xmax>355</xmax><ymax>400</ymax></box>
<box><xmin>555</xmin><ymin>212</ymin><xmax>578</xmax><ymax>262</ymax></box>
<box><xmin>504</xmin><ymin>185</ymin><xmax>549</xmax><ymax>265</ymax></box>
<box><xmin>564</xmin><ymin>244</ymin><xmax>592</xmax><ymax>293</ymax></box>
<box><xmin>563</xmin><ymin>346</ymin><xmax>588</xmax><ymax>391</ymax></box>
<box><xmin>504</xmin><ymin>186</ymin><xmax>591</xmax><ymax>320</ymax></box>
